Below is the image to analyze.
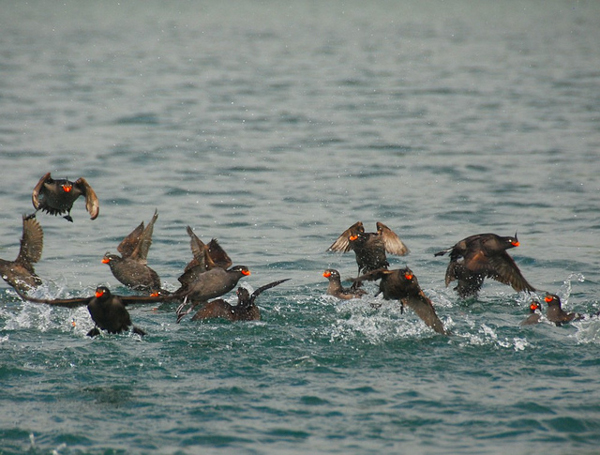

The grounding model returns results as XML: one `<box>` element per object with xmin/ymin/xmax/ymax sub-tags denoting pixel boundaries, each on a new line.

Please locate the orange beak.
<box><xmin>511</xmin><ymin>240</ymin><xmax>520</xmax><ymax>247</ymax></box>
<box><xmin>150</xmin><ymin>292</ymin><xmax>160</xmax><ymax>297</ymax></box>
<box><xmin>349</xmin><ymin>235</ymin><xmax>358</xmax><ymax>241</ymax></box>
<box><xmin>101</xmin><ymin>257</ymin><xmax>110</xmax><ymax>264</ymax></box>
<box><xmin>544</xmin><ymin>295</ymin><xmax>553</xmax><ymax>303</ymax></box>
<box><xmin>404</xmin><ymin>273</ymin><xmax>413</xmax><ymax>280</ymax></box>
<box><xmin>323</xmin><ymin>271</ymin><xmax>331</xmax><ymax>278</ymax></box>
<box><xmin>530</xmin><ymin>303</ymin><xmax>539</xmax><ymax>311</ymax></box>
<box><xmin>95</xmin><ymin>289</ymin><xmax>105</xmax><ymax>298</ymax></box>
<box><xmin>242</xmin><ymin>269</ymin><xmax>251</xmax><ymax>276</ymax></box>
<box><xmin>62</xmin><ymin>184</ymin><xmax>72</xmax><ymax>193</ymax></box>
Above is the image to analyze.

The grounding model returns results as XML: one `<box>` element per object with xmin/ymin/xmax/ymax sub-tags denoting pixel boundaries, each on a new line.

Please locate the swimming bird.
<box><xmin>175</xmin><ymin>265</ymin><xmax>251</xmax><ymax>322</ymax></box>
<box><xmin>327</xmin><ymin>221</ymin><xmax>409</xmax><ymax>275</ymax></box>
<box><xmin>544</xmin><ymin>293</ymin><xmax>582</xmax><ymax>326</ymax></box>
<box><xmin>102</xmin><ymin>210</ymin><xmax>162</xmax><ymax>293</ymax></box>
<box><xmin>322</xmin><ymin>269</ymin><xmax>366</xmax><ymax>300</ymax></box>
<box><xmin>0</xmin><ymin>215</ymin><xmax>44</xmax><ymax>293</ymax></box>
<box><xmin>355</xmin><ymin>267</ymin><xmax>448</xmax><ymax>335</ymax></box>
<box><xmin>434</xmin><ymin>232</ymin><xmax>535</xmax><ymax>298</ymax></box>
<box><xmin>30</xmin><ymin>172</ymin><xmax>99</xmax><ymax>222</ymax></box>
<box><xmin>191</xmin><ymin>278</ymin><xmax>290</xmax><ymax>321</ymax></box>
<box><xmin>520</xmin><ymin>301</ymin><xmax>542</xmax><ymax>326</ymax></box>
<box><xmin>14</xmin><ymin>285</ymin><xmax>167</xmax><ymax>337</ymax></box>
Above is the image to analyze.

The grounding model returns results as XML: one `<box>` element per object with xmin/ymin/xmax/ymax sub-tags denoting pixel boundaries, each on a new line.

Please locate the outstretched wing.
<box><xmin>74</xmin><ymin>177</ymin><xmax>99</xmax><ymax>220</ymax></box>
<box><xmin>131</xmin><ymin>209</ymin><xmax>158</xmax><ymax>262</ymax></box>
<box><xmin>184</xmin><ymin>226</ymin><xmax>216</xmax><ymax>272</ymax></box>
<box><xmin>16</xmin><ymin>215</ymin><xmax>44</xmax><ymax>267</ymax></box>
<box><xmin>117</xmin><ymin>222</ymin><xmax>145</xmax><ymax>258</ymax></box>
<box><xmin>401</xmin><ymin>291</ymin><xmax>447</xmax><ymax>335</ymax></box>
<box><xmin>486</xmin><ymin>253</ymin><xmax>536</xmax><ymax>292</ymax></box>
<box><xmin>249</xmin><ymin>278</ymin><xmax>291</xmax><ymax>305</ymax></box>
<box><xmin>31</xmin><ymin>172</ymin><xmax>51</xmax><ymax>210</ymax></box>
<box><xmin>327</xmin><ymin>221</ymin><xmax>364</xmax><ymax>253</ymax></box>
<box><xmin>207</xmin><ymin>239</ymin><xmax>232</xmax><ymax>269</ymax></box>
<box><xmin>15</xmin><ymin>289</ymin><xmax>90</xmax><ymax>308</ymax></box>
<box><xmin>376</xmin><ymin>222</ymin><xmax>409</xmax><ymax>256</ymax></box>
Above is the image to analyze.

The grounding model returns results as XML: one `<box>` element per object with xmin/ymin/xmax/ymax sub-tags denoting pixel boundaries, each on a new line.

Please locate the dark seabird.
<box><xmin>30</xmin><ymin>172</ymin><xmax>99</xmax><ymax>222</ymax></box>
<box><xmin>544</xmin><ymin>293</ymin><xmax>583</xmax><ymax>326</ymax></box>
<box><xmin>322</xmin><ymin>269</ymin><xmax>366</xmax><ymax>300</ymax></box>
<box><xmin>191</xmin><ymin>278</ymin><xmax>290</xmax><ymax>321</ymax></box>
<box><xmin>434</xmin><ymin>232</ymin><xmax>535</xmax><ymax>298</ymax></box>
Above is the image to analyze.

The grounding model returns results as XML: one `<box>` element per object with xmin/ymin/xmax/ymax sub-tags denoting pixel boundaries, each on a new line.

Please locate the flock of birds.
<box><xmin>0</xmin><ymin>173</ymin><xmax>589</xmax><ymax>338</ymax></box>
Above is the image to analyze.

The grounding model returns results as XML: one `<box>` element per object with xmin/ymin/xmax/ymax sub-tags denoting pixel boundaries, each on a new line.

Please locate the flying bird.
<box><xmin>434</xmin><ymin>232</ymin><xmax>535</xmax><ymax>298</ymax></box>
<box><xmin>30</xmin><ymin>172</ymin><xmax>99</xmax><ymax>222</ymax></box>
<box><xmin>327</xmin><ymin>221</ymin><xmax>409</xmax><ymax>275</ymax></box>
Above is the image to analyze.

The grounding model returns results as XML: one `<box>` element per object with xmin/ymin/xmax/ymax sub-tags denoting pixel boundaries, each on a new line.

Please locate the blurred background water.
<box><xmin>1</xmin><ymin>1</ymin><xmax>600</xmax><ymax>453</ymax></box>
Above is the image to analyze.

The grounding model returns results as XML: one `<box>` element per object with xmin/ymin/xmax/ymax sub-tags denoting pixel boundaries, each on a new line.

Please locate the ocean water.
<box><xmin>1</xmin><ymin>1</ymin><xmax>600</xmax><ymax>453</ymax></box>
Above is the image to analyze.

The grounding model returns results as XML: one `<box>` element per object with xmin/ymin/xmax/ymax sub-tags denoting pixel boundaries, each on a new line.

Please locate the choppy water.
<box><xmin>1</xmin><ymin>1</ymin><xmax>600</xmax><ymax>453</ymax></box>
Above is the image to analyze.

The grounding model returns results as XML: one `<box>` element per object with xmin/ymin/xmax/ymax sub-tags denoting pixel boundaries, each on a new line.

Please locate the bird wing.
<box><xmin>131</xmin><ymin>209</ymin><xmax>158</xmax><ymax>262</ymax></box>
<box><xmin>31</xmin><ymin>172</ymin><xmax>51</xmax><ymax>210</ymax></box>
<box><xmin>117</xmin><ymin>221</ymin><xmax>145</xmax><ymax>258</ymax></box>
<box><xmin>249</xmin><ymin>278</ymin><xmax>291</xmax><ymax>305</ymax></box>
<box><xmin>486</xmin><ymin>253</ymin><xmax>536</xmax><ymax>292</ymax></box>
<box><xmin>376</xmin><ymin>222</ymin><xmax>409</xmax><ymax>256</ymax></box>
<box><xmin>401</xmin><ymin>291</ymin><xmax>447</xmax><ymax>335</ymax></box>
<box><xmin>327</xmin><ymin>221</ymin><xmax>364</xmax><ymax>253</ymax></box>
<box><xmin>119</xmin><ymin>293</ymin><xmax>177</xmax><ymax>306</ymax></box>
<box><xmin>74</xmin><ymin>177</ymin><xmax>100</xmax><ymax>220</ymax></box>
<box><xmin>16</xmin><ymin>215</ymin><xmax>44</xmax><ymax>267</ymax></box>
<box><xmin>15</xmin><ymin>289</ymin><xmax>90</xmax><ymax>308</ymax></box>
<box><xmin>207</xmin><ymin>239</ymin><xmax>232</xmax><ymax>269</ymax></box>
<box><xmin>184</xmin><ymin>227</ymin><xmax>216</xmax><ymax>272</ymax></box>
<box><xmin>353</xmin><ymin>268</ymin><xmax>390</xmax><ymax>285</ymax></box>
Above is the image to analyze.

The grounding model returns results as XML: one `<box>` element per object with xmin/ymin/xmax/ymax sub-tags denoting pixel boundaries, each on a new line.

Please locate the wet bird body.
<box><xmin>435</xmin><ymin>233</ymin><xmax>535</xmax><ymax>298</ymax></box>
<box><xmin>191</xmin><ymin>278</ymin><xmax>289</xmax><ymax>321</ymax></box>
<box><xmin>175</xmin><ymin>265</ymin><xmax>251</xmax><ymax>322</ymax></box>
<box><xmin>14</xmin><ymin>286</ymin><xmax>166</xmax><ymax>336</ymax></box>
<box><xmin>323</xmin><ymin>269</ymin><xmax>366</xmax><ymax>300</ymax></box>
<box><xmin>327</xmin><ymin>221</ymin><xmax>409</xmax><ymax>275</ymax></box>
<box><xmin>31</xmin><ymin>172</ymin><xmax>99</xmax><ymax>222</ymax></box>
<box><xmin>0</xmin><ymin>216</ymin><xmax>44</xmax><ymax>293</ymax></box>
<box><xmin>544</xmin><ymin>294</ymin><xmax>582</xmax><ymax>326</ymax></box>
<box><xmin>355</xmin><ymin>267</ymin><xmax>448</xmax><ymax>335</ymax></box>
<box><xmin>520</xmin><ymin>301</ymin><xmax>542</xmax><ymax>326</ymax></box>
<box><xmin>102</xmin><ymin>210</ymin><xmax>162</xmax><ymax>292</ymax></box>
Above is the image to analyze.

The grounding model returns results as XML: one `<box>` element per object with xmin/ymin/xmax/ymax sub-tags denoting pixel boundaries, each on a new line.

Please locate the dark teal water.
<box><xmin>1</xmin><ymin>1</ymin><xmax>600</xmax><ymax>453</ymax></box>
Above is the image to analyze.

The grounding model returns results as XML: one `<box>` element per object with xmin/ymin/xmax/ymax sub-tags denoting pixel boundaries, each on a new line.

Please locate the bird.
<box><xmin>544</xmin><ymin>293</ymin><xmax>583</xmax><ymax>326</ymax></box>
<box><xmin>191</xmin><ymin>278</ymin><xmax>290</xmax><ymax>321</ymax></box>
<box><xmin>434</xmin><ymin>232</ymin><xmax>535</xmax><ymax>298</ymax></box>
<box><xmin>102</xmin><ymin>209</ymin><xmax>162</xmax><ymax>293</ymax></box>
<box><xmin>0</xmin><ymin>215</ymin><xmax>44</xmax><ymax>293</ymax></box>
<box><xmin>14</xmin><ymin>285</ymin><xmax>167</xmax><ymax>337</ymax></box>
<box><xmin>30</xmin><ymin>172</ymin><xmax>99</xmax><ymax>222</ymax></box>
<box><xmin>355</xmin><ymin>267</ymin><xmax>448</xmax><ymax>335</ymax></box>
<box><xmin>327</xmin><ymin>221</ymin><xmax>409</xmax><ymax>276</ymax></box>
<box><xmin>174</xmin><ymin>265</ymin><xmax>251</xmax><ymax>323</ymax></box>
<box><xmin>520</xmin><ymin>300</ymin><xmax>542</xmax><ymax>326</ymax></box>
<box><xmin>322</xmin><ymin>269</ymin><xmax>366</xmax><ymax>300</ymax></box>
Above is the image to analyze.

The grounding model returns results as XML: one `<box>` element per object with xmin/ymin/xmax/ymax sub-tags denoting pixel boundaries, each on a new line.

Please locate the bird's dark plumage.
<box><xmin>14</xmin><ymin>286</ymin><xmax>167</xmax><ymax>336</ymax></box>
<box><xmin>323</xmin><ymin>269</ymin><xmax>366</xmax><ymax>300</ymax></box>
<box><xmin>544</xmin><ymin>293</ymin><xmax>582</xmax><ymax>326</ymax></box>
<box><xmin>327</xmin><ymin>221</ymin><xmax>409</xmax><ymax>275</ymax></box>
<box><xmin>102</xmin><ymin>210</ymin><xmax>162</xmax><ymax>293</ymax></box>
<box><xmin>191</xmin><ymin>278</ymin><xmax>290</xmax><ymax>321</ymax></box>
<box><xmin>355</xmin><ymin>267</ymin><xmax>448</xmax><ymax>335</ymax></box>
<box><xmin>30</xmin><ymin>172</ymin><xmax>99</xmax><ymax>222</ymax></box>
<box><xmin>0</xmin><ymin>215</ymin><xmax>44</xmax><ymax>293</ymax></box>
<box><xmin>435</xmin><ymin>232</ymin><xmax>535</xmax><ymax>298</ymax></box>
<box><xmin>175</xmin><ymin>265</ymin><xmax>251</xmax><ymax>322</ymax></box>
<box><xmin>520</xmin><ymin>301</ymin><xmax>542</xmax><ymax>326</ymax></box>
